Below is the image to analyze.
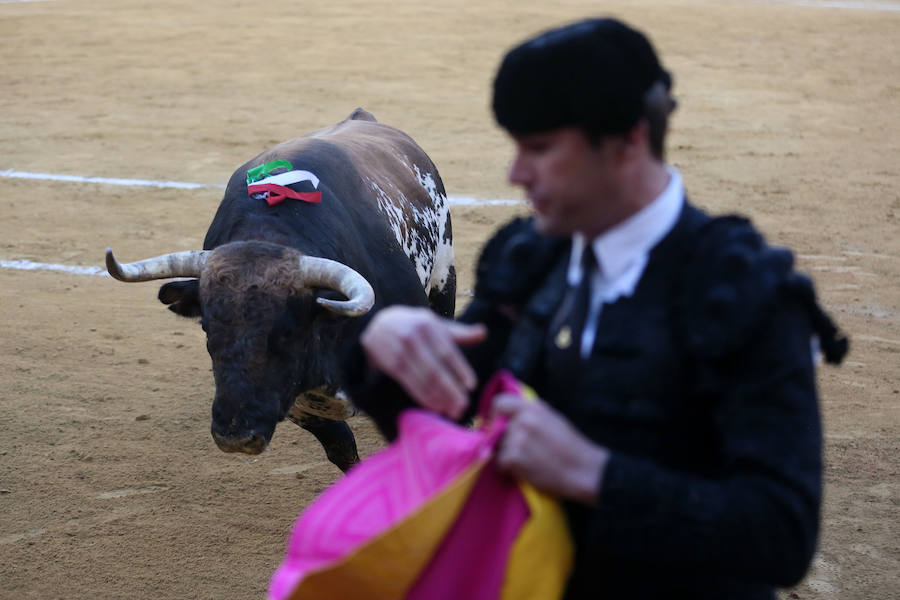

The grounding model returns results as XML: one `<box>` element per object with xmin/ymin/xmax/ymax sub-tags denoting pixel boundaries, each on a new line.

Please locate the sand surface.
<box><xmin>1</xmin><ymin>0</ymin><xmax>898</xmax><ymax>598</ymax></box>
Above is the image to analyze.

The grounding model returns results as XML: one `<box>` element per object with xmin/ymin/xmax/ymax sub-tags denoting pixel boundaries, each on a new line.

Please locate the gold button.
<box><xmin>555</xmin><ymin>325</ymin><xmax>572</xmax><ymax>349</ymax></box>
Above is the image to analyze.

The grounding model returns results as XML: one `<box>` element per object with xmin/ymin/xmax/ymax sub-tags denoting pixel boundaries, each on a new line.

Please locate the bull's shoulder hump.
<box><xmin>235</xmin><ymin>118</ymin><xmax>432</xmax><ymax>184</ymax></box>
<box><xmin>320</xmin><ymin>119</ymin><xmax>415</xmax><ymax>145</ymax></box>
<box><xmin>347</xmin><ymin>107</ymin><xmax>377</xmax><ymax>122</ymax></box>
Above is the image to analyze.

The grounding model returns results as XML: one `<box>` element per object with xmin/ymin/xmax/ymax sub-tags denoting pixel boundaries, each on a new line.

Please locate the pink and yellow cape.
<box><xmin>268</xmin><ymin>371</ymin><xmax>573</xmax><ymax>600</ymax></box>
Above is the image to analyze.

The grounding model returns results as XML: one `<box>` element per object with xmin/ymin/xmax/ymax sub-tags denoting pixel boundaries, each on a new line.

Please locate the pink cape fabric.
<box><xmin>268</xmin><ymin>373</ymin><xmax>529</xmax><ymax>600</ymax></box>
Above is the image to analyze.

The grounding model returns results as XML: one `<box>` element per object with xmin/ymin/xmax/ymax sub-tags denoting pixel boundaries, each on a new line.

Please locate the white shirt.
<box><xmin>568</xmin><ymin>166</ymin><xmax>685</xmax><ymax>358</ymax></box>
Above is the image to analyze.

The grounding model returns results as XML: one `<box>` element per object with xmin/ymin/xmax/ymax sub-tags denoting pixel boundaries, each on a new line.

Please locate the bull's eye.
<box><xmin>268</xmin><ymin>326</ymin><xmax>293</xmax><ymax>354</ymax></box>
<box><xmin>268</xmin><ymin>310</ymin><xmax>296</xmax><ymax>353</ymax></box>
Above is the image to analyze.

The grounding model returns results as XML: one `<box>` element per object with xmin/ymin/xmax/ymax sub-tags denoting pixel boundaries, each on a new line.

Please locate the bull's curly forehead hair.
<box><xmin>492</xmin><ymin>18</ymin><xmax>674</xmax><ymax>140</ymax></box>
<box><xmin>201</xmin><ymin>243</ymin><xmax>309</xmax><ymax>297</ymax></box>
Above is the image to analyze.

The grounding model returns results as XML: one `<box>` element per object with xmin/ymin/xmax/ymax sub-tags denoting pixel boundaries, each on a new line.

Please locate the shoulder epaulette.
<box><xmin>680</xmin><ymin>216</ymin><xmax>796</xmax><ymax>359</ymax></box>
<box><xmin>680</xmin><ymin>215</ymin><xmax>847</xmax><ymax>364</ymax></box>
<box><xmin>474</xmin><ymin>217</ymin><xmax>568</xmax><ymax>305</ymax></box>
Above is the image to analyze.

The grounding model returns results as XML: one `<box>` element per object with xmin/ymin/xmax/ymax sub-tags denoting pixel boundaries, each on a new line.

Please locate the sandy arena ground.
<box><xmin>1</xmin><ymin>0</ymin><xmax>898</xmax><ymax>598</ymax></box>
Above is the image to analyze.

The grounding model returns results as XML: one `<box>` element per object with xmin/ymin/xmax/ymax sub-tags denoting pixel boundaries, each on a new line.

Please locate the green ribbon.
<box><xmin>247</xmin><ymin>159</ymin><xmax>293</xmax><ymax>184</ymax></box>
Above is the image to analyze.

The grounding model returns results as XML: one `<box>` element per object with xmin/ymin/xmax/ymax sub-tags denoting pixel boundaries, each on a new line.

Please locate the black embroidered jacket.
<box><xmin>344</xmin><ymin>201</ymin><xmax>847</xmax><ymax>599</ymax></box>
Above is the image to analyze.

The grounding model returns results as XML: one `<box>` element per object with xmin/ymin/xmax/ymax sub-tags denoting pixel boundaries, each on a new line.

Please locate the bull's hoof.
<box><xmin>331</xmin><ymin>451</ymin><xmax>361</xmax><ymax>474</ymax></box>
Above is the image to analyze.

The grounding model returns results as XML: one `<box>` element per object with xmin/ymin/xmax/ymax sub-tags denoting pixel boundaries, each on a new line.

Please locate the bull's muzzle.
<box><xmin>211</xmin><ymin>429</ymin><xmax>271</xmax><ymax>455</ymax></box>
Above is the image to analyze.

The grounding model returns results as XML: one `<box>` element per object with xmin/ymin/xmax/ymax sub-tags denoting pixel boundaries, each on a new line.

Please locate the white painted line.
<box><xmin>1</xmin><ymin>259</ymin><xmax>108</xmax><ymax>277</ymax></box>
<box><xmin>0</xmin><ymin>169</ymin><xmax>216</xmax><ymax>190</ymax></box>
<box><xmin>96</xmin><ymin>485</ymin><xmax>169</xmax><ymax>500</ymax></box>
<box><xmin>758</xmin><ymin>0</ymin><xmax>900</xmax><ymax>10</ymax></box>
<box><xmin>0</xmin><ymin>169</ymin><xmax>525</xmax><ymax>206</ymax></box>
<box><xmin>0</xmin><ymin>528</ymin><xmax>47</xmax><ymax>546</ymax></box>
<box><xmin>447</xmin><ymin>196</ymin><xmax>522</xmax><ymax>207</ymax></box>
<box><xmin>856</xmin><ymin>334</ymin><xmax>900</xmax><ymax>346</ymax></box>
<box><xmin>795</xmin><ymin>1</ymin><xmax>900</xmax><ymax>10</ymax></box>
<box><xmin>843</xmin><ymin>250</ymin><xmax>895</xmax><ymax>259</ymax></box>
<box><xmin>798</xmin><ymin>254</ymin><xmax>847</xmax><ymax>261</ymax></box>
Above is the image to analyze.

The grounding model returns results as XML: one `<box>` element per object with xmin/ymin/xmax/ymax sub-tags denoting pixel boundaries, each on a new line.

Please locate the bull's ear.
<box><xmin>158</xmin><ymin>280</ymin><xmax>202</xmax><ymax>317</ymax></box>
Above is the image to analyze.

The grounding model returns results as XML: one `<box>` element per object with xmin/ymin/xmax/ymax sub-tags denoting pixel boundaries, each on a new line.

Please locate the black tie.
<box><xmin>549</xmin><ymin>245</ymin><xmax>596</xmax><ymax>364</ymax></box>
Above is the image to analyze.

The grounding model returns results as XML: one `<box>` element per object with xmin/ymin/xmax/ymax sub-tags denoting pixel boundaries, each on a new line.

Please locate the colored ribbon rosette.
<box><xmin>268</xmin><ymin>370</ymin><xmax>573</xmax><ymax>600</ymax></box>
<box><xmin>246</xmin><ymin>159</ymin><xmax>322</xmax><ymax>206</ymax></box>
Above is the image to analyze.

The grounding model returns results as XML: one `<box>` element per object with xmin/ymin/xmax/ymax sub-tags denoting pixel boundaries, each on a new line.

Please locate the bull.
<box><xmin>105</xmin><ymin>108</ymin><xmax>455</xmax><ymax>472</ymax></box>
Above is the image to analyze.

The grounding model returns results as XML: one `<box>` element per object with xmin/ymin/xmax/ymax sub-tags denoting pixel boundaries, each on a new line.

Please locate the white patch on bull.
<box><xmin>410</xmin><ymin>163</ymin><xmax>454</xmax><ymax>294</ymax></box>
<box><xmin>290</xmin><ymin>387</ymin><xmax>357</xmax><ymax>420</ymax></box>
<box><xmin>369</xmin><ymin>169</ymin><xmax>452</xmax><ymax>294</ymax></box>
<box><xmin>412</xmin><ymin>164</ymin><xmax>439</xmax><ymax>204</ymax></box>
<box><xmin>430</xmin><ymin>234</ymin><xmax>454</xmax><ymax>292</ymax></box>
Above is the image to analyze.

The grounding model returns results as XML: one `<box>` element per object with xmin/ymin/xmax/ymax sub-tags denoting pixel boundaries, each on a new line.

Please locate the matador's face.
<box><xmin>507</xmin><ymin>126</ymin><xmax>632</xmax><ymax>237</ymax></box>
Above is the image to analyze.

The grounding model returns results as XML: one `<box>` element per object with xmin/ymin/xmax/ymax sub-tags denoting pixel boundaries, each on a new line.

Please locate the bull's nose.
<box><xmin>211</xmin><ymin>430</ymin><xmax>269</xmax><ymax>455</ymax></box>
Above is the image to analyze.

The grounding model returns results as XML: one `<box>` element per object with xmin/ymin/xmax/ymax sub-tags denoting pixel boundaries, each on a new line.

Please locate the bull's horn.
<box><xmin>106</xmin><ymin>248</ymin><xmax>208</xmax><ymax>282</ymax></box>
<box><xmin>294</xmin><ymin>256</ymin><xmax>375</xmax><ymax>317</ymax></box>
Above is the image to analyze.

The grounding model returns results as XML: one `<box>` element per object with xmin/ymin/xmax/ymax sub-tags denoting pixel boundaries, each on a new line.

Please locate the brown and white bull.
<box><xmin>106</xmin><ymin>108</ymin><xmax>455</xmax><ymax>472</ymax></box>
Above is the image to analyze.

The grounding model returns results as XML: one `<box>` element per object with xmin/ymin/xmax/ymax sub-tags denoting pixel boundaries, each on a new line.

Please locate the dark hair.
<box><xmin>642</xmin><ymin>81</ymin><xmax>678</xmax><ymax>160</ymax></box>
<box><xmin>493</xmin><ymin>18</ymin><xmax>676</xmax><ymax>159</ymax></box>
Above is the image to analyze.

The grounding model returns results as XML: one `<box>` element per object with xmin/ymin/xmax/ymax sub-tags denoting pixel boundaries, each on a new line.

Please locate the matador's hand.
<box><xmin>492</xmin><ymin>393</ymin><xmax>609</xmax><ymax>506</ymax></box>
<box><xmin>360</xmin><ymin>306</ymin><xmax>487</xmax><ymax>419</ymax></box>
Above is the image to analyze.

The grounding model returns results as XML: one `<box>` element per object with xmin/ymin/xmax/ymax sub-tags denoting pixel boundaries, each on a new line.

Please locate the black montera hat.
<box><xmin>492</xmin><ymin>18</ymin><xmax>672</xmax><ymax>136</ymax></box>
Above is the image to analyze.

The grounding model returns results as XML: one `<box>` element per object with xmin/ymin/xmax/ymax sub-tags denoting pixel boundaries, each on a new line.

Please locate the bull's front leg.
<box><xmin>287</xmin><ymin>408</ymin><xmax>360</xmax><ymax>473</ymax></box>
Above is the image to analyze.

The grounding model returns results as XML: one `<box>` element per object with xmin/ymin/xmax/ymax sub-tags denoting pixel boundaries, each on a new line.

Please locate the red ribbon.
<box><xmin>248</xmin><ymin>183</ymin><xmax>322</xmax><ymax>207</ymax></box>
